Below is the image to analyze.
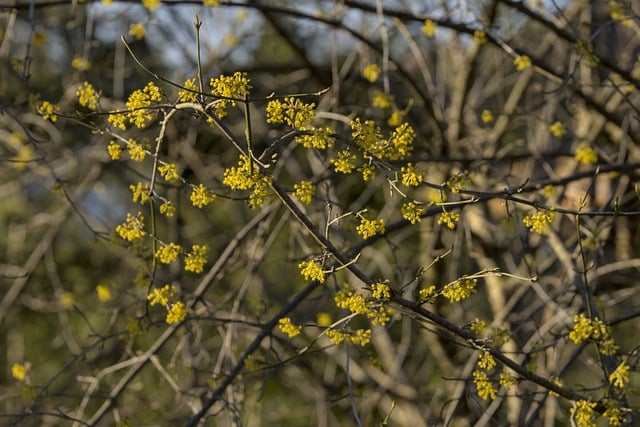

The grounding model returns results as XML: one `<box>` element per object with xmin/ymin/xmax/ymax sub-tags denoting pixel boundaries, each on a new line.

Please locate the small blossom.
<box><xmin>438</xmin><ymin>211</ymin><xmax>460</xmax><ymax>230</ymax></box>
<box><xmin>60</xmin><ymin>292</ymin><xmax>74</xmax><ymax>310</ymax></box>
<box><xmin>400</xmin><ymin>163</ymin><xmax>424</xmax><ymax>187</ymax></box>
<box><xmin>549</xmin><ymin>121</ymin><xmax>566</xmax><ymax>137</ymax></box>
<box><xmin>371</xmin><ymin>282</ymin><xmax>391</xmax><ymax>299</ymax></box>
<box><xmin>158</xmin><ymin>163</ymin><xmax>179</xmax><ymax>182</ymax></box>
<box><xmin>128</xmin><ymin>140</ymin><xmax>146</xmax><ymax>162</ymax></box>
<box><xmin>108</xmin><ymin>112</ymin><xmax>127</xmax><ymax>130</ymax></box>
<box><xmin>401</xmin><ymin>201</ymin><xmax>425</xmax><ymax>224</ymax></box>
<box><xmin>203</xmin><ymin>0</ymin><xmax>220</xmax><ymax>6</ymax></box>
<box><xmin>469</xmin><ymin>318</ymin><xmax>487</xmax><ymax>336</ymax></box>
<box><xmin>522</xmin><ymin>209</ymin><xmax>555</xmax><ymax>234</ymax></box>
<box><xmin>362</xmin><ymin>64</ymin><xmax>381</xmax><ymax>83</ymax></box>
<box><xmin>76</xmin><ymin>82</ymin><xmax>99</xmax><ymax>110</ymax></box>
<box><xmin>130</xmin><ymin>182</ymin><xmax>150</xmax><ymax>204</ymax></box>
<box><xmin>422</xmin><ymin>19</ymin><xmax>438</xmax><ymax>37</ymax></box>
<box><xmin>116</xmin><ymin>212</ymin><xmax>146</xmax><ymax>241</ymax></box>
<box><xmin>129</xmin><ymin>22</ymin><xmax>146</xmax><ymax>40</ymax></box>
<box><xmin>481</xmin><ymin>109</ymin><xmax>494</xmax><ymax>123</ymax></box>
<box><xmin>499</xmin><ymin>372</ymin><xmax>517</xmax><ymax>388</ymax></box>
<box><xmin>317</xmin><ymin>312</ymin><xmax>332</xmax><ymax>327</ymax></box>
<box><xmin>473</xmin><ymin>370</ymin><xmax>497</xmax><ymax>400</ymax></box>
<box><xmin>372</xmin><ymin>91</ymin><xmax>392</xmax><ymax>109</ymax></box>
<box><xmin>513</xmin><ymin>55</ymin><xmax>531</xmax><ymax>71</ymax></box>
<box><xmin>331</xmin><ymin>151</ymin><xmax>357</xmax><ymax>174</ymax></box>
<box><xmin>184</xmin><ymin>244</ymin><xmax>208</xmax><ymax>274</ymax></box>
<box><xmin>294</xmin><ymin>181</ymin><xmax>315</xmax><ymax>205</ymax></box>
<box><xmin>107</xmin><ymin>141</ymin><xmax>122</xmax><ymax>160</ymax></box>
<box><xmin>190</xmin><ymin>183</ymin><xmax>215</xmax><ymax>208</ymax></box>
<box><xmin>71</xmin><ymin>56</ymin><xmax>91</xmax><ymax>71</ymax></box>
<box><xmin>387</xmin><ymin>111</ymin><xmax>403</xmax><ymax>127</ymax></box>
<box><xmin>441</xmin><ymin>278</ymin><xmax>477</xmax><ymax>303</ymax></box>
<box><xmin>11</xmin><ymin>363</ymin><xmax>28</xmax><ymax>381</ymax></box>
<box><xmin>96</xmin><ymin>285</ymin><xmax>112</xmax><ymax>302</ymax></box>
<box><xmin>278</xmin><ymin>317</ymin><xmax>302</xmax><ymax>338</ymax></box>
<box><xmin>418</xmin><ymin>285</ymin><xmax>437</xmax><ymax>303</ymax></box>
<box><xmin>609</xmin><ymin>361</ymin><xmax>630</xmax><ymax>388</ymax></box>
<box><xmin>155</xmin><ymin>242</ymin><xmax>182</xmax><ymax>264</ymax></box>
<box><xmin>298</xmin><ymin>260</ymin><xmax>325</xmax><ymax>283</ymax></box>
<box><xmin>178</xmin><ymin>78</ymin><xmax>198</xmax><ymax>102</ymax></box>
<box><xmin>356</xmin><ymin>217</ymin><xmax>385</xmax><ymax>239</ymax></box>
<box><xmin>477</xmin><ymin>350</ymin><xmax>496</xmax><ymax>370</ymax></box>
<box><xmin>473</xmin><ymin>30</ymin><xmax>487</xmax><ymax>44</ymax></box>
<box><xmin>142</xmin><ymin>0</ymin><xmax>161</xmax><ymax>12</ymax></box>
<box><xmin>147</xmin><ymin>284</ymin><xmax>175</xmax><ymax>306</ymax></box>
<box><xmin>38</xmin><ymin>101</ymin><xmax>60</xmax><ymax>123</ymax></box>
<box><xmin>160</xmin><ymin>201</ymin><xmax>176</xmax><ymax>217</ymax></box>
<box><xmin>166</xmin><ymin>302</ymin><xmax>187</xmax><ymax>324</ymax></box>
<box><xmin>574</xmin><ymin>143</ymin><xmax>597</xmax><ymax>165</ymax></box>
<box><xmin>570</xmin><ymin>400</ymin><xmax>596</xmax><ymax>427</ymax></box>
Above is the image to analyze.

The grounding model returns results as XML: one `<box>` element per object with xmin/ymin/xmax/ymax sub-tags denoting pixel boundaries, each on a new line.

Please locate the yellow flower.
<box><xmin>190</xmin><ymin>183</ymin><xmax>215</xmax><ymax>208</ymax></box>
<box><xmin>76</xmin><ymin>82</ymin><xmax>99</xmax><ymax>110</ymax></box>
<box><xmin>142</xmin><ymin>0</ymin><xmax>161</xmax><ymax>12</ymax></box>
<box><xmin>418</xmin><ymin>285</ymin><xmax>437</xmax><ymax>303</ymax></box>
<box><xmin>609</xmin><ymin>362</ymin><xmax>630</xmax><ymax>388</ymax></box>
<box><xmin>147</xmin><ymin>284</ymin><xmax>176</xmax><ymax>306</ymax></box>
<box><xmin>155</xmin><ymin>242</ymin><xmax>182</xmax><ymax>264</ymax></box>
<box><xmin>401</xmin><ymin>201</ymin><xmax>425</xmax><ymax>224</ymax></box>
<box><xmin>128</xmin><ymin>140</ymin><xmax>146</xmax><ymax>162</ymax></box>
<box><xmin>331</xmin><ymin>150</ymin><xmax>357</xmax><ymax>174</ymax></box>
<box><xmin>210</xmin><ymin>72</ymin><xmax>251</xmax><ymax>117</ymax></box>
<box><xmin>298</xmin><ymin>260</ymin><xmax>325</xmax><ymax>283</ymax></box>
<box><xmin>107</xmin><ymin>141</ymin><xmax>122</xmax><ymax>160</ymax></box>
<box><xmin>294</xmin><ymin>181</ymin><xmax>315</xmax><ymax>205</ymax></box>
<box><xmin>441</xmin><ymin>278</ymin><xmax>477</xmax><ymax>303</ymax></box>
<box><xmin>570</xmin><ymin>400</ymin><xmax>596</xmax><ymax>427</ymax></box>
<box><xmin>469</xmin><ymin>318</ymin><xmax>487</xmax><ymax>336</ymax></box>
<box><xmin>317</xmin><ymin>312</ymin><xmax>332</xmax><ymax>327</ymax></box>
<box><xmin>549</xmin><ymin>121</ymin><xmax>566</xmax><ymax>137</ymax></box>
<box><xmin>473</xmin><ymin>370</ymin><xmax>497</xmax><ymax>400</ymax></box>
<box><xmin>59</xmin><ymin>292</ymin><xmax>74</xmax><ymax>310</ymax></box>
<box><xmin>108</xmin><ymin>112</ymin><xmax>127</xmax><ymax>130</ymax></box>
<box><xmin>116</xmin><ymin>212</ymin><xmax>146</xmax><ymax>241</ymax></box>
<box><xmin>203</xmin><ymin>0</ymin><xmax>220</xmax><ymax>6</ymax></box>
<box><xmin>158</xmin><ymin>163</ymin><xmax>179</xmax><ymax>182</ymax></box>
<box><xmin>71</xmin><ymin>56</ymin><xmax>91</xmax><ymax>71</ymax></box>
<box><xmin>38</xmin><ymin>101</ymin><xmax>60</xmax><ymax>123</ymax></box>
<box><xmin>185</xmin><ymin>244</ymin><xmax>208</xmax><ymax>274</ymax></box>
<box><xmin>499</xmin><ymin>373</ymin><xmax>517</xmax><ymax>388</ymax></box>
<box><xmin>400</xmin><ymin>163</ymin><xmax>424</xmax><ymax>187</ymax></box>
<box><xmin>130</xmin><ymin>182</ymin><xmax>150</xmax><ymax>204</ymax></box>
<box><xmin>438</xmin><ymin>211</ymin><xmax>460</xmax><ymax>230</ymax></box>
<box><xmin>362</xmin><ymin>64</ymin><xmax>381</xmax><ymax>83</ymax></box>
<box><xmin>387</xmin><ymin>111</ymin><xmax>403</xmax><ymax>127</ymax></box>
<box><xmin>477</xmin><ymin>350</ymin><xmax>496</xmax><ymax>370</ymax></box>
<box><xmin>265</xmin><ymin>97</ymin><xmax>315</xmax><ymax>129</ymax></box>
<box><xmin>129</xmin><ymin>22</ymin><xmax>146</xmax><ymax>40</ymax></box>
<box><xmin>160</xmin><ymin>201</ymin><xmax>176</xmax><ymax>217</ymax></box>
<box><xmin>372</xmin><ymin>90</ymin><xmax>392</xmax><ymax>109</ymax></box>
<box><xmin>422</xmin><ymin>19</ymin><xmax>438</xmax><ymax>38</ymax></box>
<box><xmin>96</xmin><ymin>285</ymin><xmax>112</xmax><ymax>302</ymax></box>
<box><xmin>295</xmin><ymin>127</ymin><xmax>335</xmax><ymax>149</ymax></box>
<box><xmin>574</xmin><ymin>143</ymin><xmax>597</xmax><ymax>165</ymax></box>
<box><xmin>371</xmin><ymin>282</ymin><xmax>391</xmax><ymax>299</ymax></box>
<box><xmin>513</xmin><ymin>55</ymin><xmax>531</xmax><ymax>71</ymax></box>
<box><xmin>11</xmin><ymin>363</ymin><xmax>28</xmax><ymax>381</ymax></box>
<box><xmin>166</xmin><ymin>302</ymin><xmax>187</xmax><ymax>324</ymax></box>
<box><xmin>178</xmin><ymin>78</ymin><xmax>198</xmax><ymax>102</ymax></box>
<box><xmin>473</xmin><ymin>30</ymin><xmax>487</xmax><ymax>44</ymax></box>
<box><xmin>356</xmin><ymin>217</ymin><xmax>385</xmax><ymax>239</ymax></box>
<box><xmin>278</xmin><ymin>317</ymin><xmax>302</xmax><ymax>338</ymax></box>
<box><xmin>481</xmin><ymin>109</ymin><xmax>494</xmax><ymax>123</ymax></box>
<box><xmin>522</xmin><ymin>209</ymin><xmax>555</xmax><ymax>234</ymax></box>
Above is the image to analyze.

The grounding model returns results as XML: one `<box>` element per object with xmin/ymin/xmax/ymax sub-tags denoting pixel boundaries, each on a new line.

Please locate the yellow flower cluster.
<box><xmin>370</xmin><ymin>282</ymin><xmax>391</xmax><ymax>299</ymax></box>
<box><xmin>11</xmin><ymin>363</ymin><xmax>28</xmax><ymax>381</ymax></box>
<box><xmin>438</xmin><ymin>211</ymin><xmax>460</xmax><ymax>230</ymax></box>
<box><xmin>359</xmin><ymin>164</ymin><xmax>376</xmax><ymax>182</ymax></box>
<box><xmin>158</xmin><ymin>163</ymin><xmax>179</xmax><ymax>182</ymax></box>
<box><xmin>178</xmin><ymin>78</ymin><xmax>199</xmax><ymax>102</ymax></box>
<box><xmin>209</xmin><ymin>72</ymin><xmax>251</xmax><ymax>117</ymax></box>
<box><xmin>400</xmin><ymin>163</ymin><xmax>424</xmax><ymax>187</ymax></box>
<box><xmin>294</xmin><ymin>180</ymin><xmax>315</xmax><ymax>205</ymax></box>
<box><xmin>190</xmin><ymin>183</ymin><xmax>215</xmax><ymax>208</ymax></box>
<box><xmin>76</xmin><ymin>82</ymin><xmax>99</xmax><ymax>110</ymax></box>
<box><xmin>473</xmin><ymin>30</ymin><xmax>487</xmax><ymax>44</ymax></box>
<box><xmin>295</xmin><ymin>127</ymin><xmax>335</xmax><ymax>149</ymax></box>
<box><xmin>128</xmin><ymin>140</ymin><xmax>147</xmax><ymax>162</ymax></box>
<box><xmin>266</xmin><ymin>97</ymin><xmax>316</xmax><ymax>129</ymax></box>
<box><xmin>522</xmin><ymin>209</ymin><xmax>555</xmax><ymax>234</ymax></box>
<box><xmin>278</xmin><ymin>317</ymin><xmax>302</xmax><ymax>338</ymax></box>
<box><xmin>331</xmin><ymin>150</ymin><xmax>357</xmax><ymax>174</ymax></box>
<box><xmin>499</xmin><ymin>373</ymin><xmax>517</xmax><ymax>388</ymax></box>
<box><xmin>513</xmin><ymin>55</ymin><xmax>532</xmax><ymax>71</ymax></box>
<box><xmin>160</xmin><ymin>201</ymin><xmax>175</xmax><ymax>217</ymax></box>
<box><xmin>372</xmin><ymin>90</ymin><xmax>392</xmax><ymax>109</ymax></box>
<box><xmin>481</xmin><ymin>109</ymin><xmax>494</xmax><ymax>123</ymax></box>
<box><xmin>401</xmin><ymin>201</ymin><xmax>425</xmax><ymax>225</ymax></box>
<box><xmin>38</xmin><ymin>101</ymin><xmax>60</xmax><ymax>123</ymax></box>
<box><xmin>568</xmin><ymin>313</ymin><xmax>618</xmax><ymax>355</ymax></box>
<box><xmin>71</xmin><ymin>56</ymin><xmax>91</xmax><ymax>71</ymax></box>
<box><xmin>473</xmin><ymin>370</ymin><xmax>497</xmax><ymax>400</ymax></box>
<box><xmin>356</xmin><ymin>217</ymin><xmax>385</xmax><ymax>239</ymax></box>
<box><xmin>116</xmin><ymin>212</ymin><xmax>146</xmax><ymax>241</ymax></box>
<box><xmin>129</xmin><ymin>22</ymin><xmax>146</xmax><ymax>40</ymax></box>
<box><xmin>603</xmin><ymin>400</ymin><xmax>628</xmax><ymax>426</ymax></box>
<box><xmin>609</xmin><ymin>1</ymin><xmax>633</xmax><ymax>27</ymax></box>
<box><xmin>469</xmin><ymin>318</ymin><xmax>487</xmax><ymax>336</ymax></box>
<box><xmin>570</xmin><ymin>400</ymin><xmax>596</xmax><ymax>427</ymax></box>
<box><xmin>418</xmin><ymin>285</ymin><xmax>437</xmax><ymax>303</ymax></box>
<box><xmin>184</xmin><ymin>244</ymin><xmax>208</xmax><ymax>274</ymax></box>
<box><xmin>334</xmin><ymin>284</ymin><xmax>393</xmax><ymax>326</ymax></box>
<box><xmin>147</xmin><ymin>284</ymin><xmax>187</xmax><ymax>324</ymax></box>
<box><xmin>125</xmin><ymin>82</ymin><xmax>163</xmax><ymax>128</ymax></box>
<box><xmin>107</xmin><ymin>141</ymin><xmax>122</xmax><ymax>160</ymax></box>
<box><xmin>422</xmin><ymin>19</ymin><xmax>437</xmax><ymax>38</ymax></box>
<box><xmin>446</xmin><ymin>171</ymin><xmax>470</xmax><ymax>193</ymax></box>
<box><xmin>142</xmin><ymin>0</ymin><xmax>161</xmax><ymax>12</ymax></box>
<box><xmin>155</xmin><ymin>242</ymin><xmax>181</xmax><ymax>264</ymax></box>
<box><xmin>441</xmin><ymin>278</ymin><xmax>477</xmax><ymax>303</ymax></box>
<box><xmin>96</xmin><ymin>285</ymin><xmax>111</xmax><ymax>302</ymax></box>
<box><xmin>130</xmin><ymin>182</ymin><xmax>150</xmax><ymax>204</ymax></box>
<box><xmin>362</xmin><ymin>64</ymin><xmax>381</xmax><ymax>83</ymax></box>
<box><xmin>477</xmin><ymin>350</ymin><xmax>496</xmax><ymax>370</ymax></box>
<box><xmin>549</xmin><ymin>121</ymin><xmax>566</xmax><ymax>137</ymax></box>
<box><xmin>326</xmin><ymin>328</ymin><xmax>371</xmax><ymax>346</ymax></box>
<box><xmin>609</xmin><ymin>361</ymin><xmax>629</xmax><ymax>389</ymax></box>
<box><xmin>574</xmin><ymin>143</ymin><xmax>597</xmax><ymax>165</ymax></box>
<box><xmin>298</xmin><ymin>260</ymin><xmax>325</xmax><ymax>283</ymax></box>
<box><xmin>223</xmin><ymin>156</ymin><xmax>272</xmax><ymax>208</ymax></box>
